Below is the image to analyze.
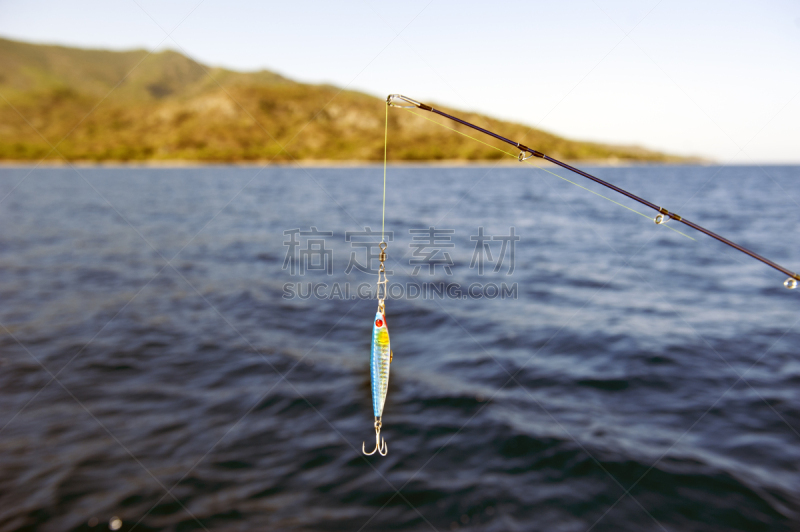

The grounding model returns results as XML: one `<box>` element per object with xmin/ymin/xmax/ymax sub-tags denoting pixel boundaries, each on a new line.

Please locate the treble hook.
<box><xmin>363</xmin><ymin>418</ymin><xmax>388</xmax><ymax>456</ymax></box>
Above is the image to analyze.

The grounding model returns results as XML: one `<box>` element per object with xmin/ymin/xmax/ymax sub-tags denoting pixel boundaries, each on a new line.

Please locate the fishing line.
<box><xmin>382</xmin><ymin>102</ymin><xmax>388</xmax><ymax>241</ymax></box>
<box><xmin>403</xmin><ymin>107</ymin><xmax>695</xmax><ymax>241</ymax></box>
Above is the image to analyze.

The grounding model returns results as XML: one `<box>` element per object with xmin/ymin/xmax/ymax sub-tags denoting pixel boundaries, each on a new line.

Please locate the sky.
<box><xmin>1</xmin><ymin>0</ymin><xmax>799</xmax><ymax>163</ymax></box>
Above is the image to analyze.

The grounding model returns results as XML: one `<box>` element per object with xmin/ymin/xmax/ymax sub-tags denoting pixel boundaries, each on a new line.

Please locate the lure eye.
<box><xmin>375</xmin><ymin>318</ymin><xmax>384</xmax><ymax>327</ymax></box>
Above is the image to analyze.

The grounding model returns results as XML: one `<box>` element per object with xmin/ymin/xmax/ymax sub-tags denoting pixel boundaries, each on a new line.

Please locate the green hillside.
<box><xmin>0</xmin><ymin>37</ymin><xmax>689</xmax><ymax>163</ymax></box>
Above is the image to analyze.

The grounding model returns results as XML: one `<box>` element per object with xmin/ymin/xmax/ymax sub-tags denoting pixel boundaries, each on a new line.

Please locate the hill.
<box><xmin>0</xmin><ymin>37</ymin><xmax>690</xmax><ymax>163</ymax></box>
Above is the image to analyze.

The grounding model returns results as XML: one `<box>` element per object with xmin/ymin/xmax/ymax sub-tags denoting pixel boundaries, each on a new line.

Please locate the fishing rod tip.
<box><xmin>387</xmin><ymin>94</ymin><xmax>422</xmax><ymax>109</ymax></box>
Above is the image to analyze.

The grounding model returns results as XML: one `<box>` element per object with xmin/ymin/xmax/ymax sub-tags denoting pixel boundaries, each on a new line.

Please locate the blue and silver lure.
<box><xmin>364</xmin><ymin>241</ymin><xmax>392</xmax><ymax>456</ymax></box>
<box><xmin>363</xmin><ymin>309</ymin><xmax>391</xmax><ymax>456</ymax></box>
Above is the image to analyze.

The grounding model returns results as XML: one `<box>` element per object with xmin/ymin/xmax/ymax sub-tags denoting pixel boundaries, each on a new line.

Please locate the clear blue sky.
<box><xmin>1</xmin><ymin>0</ymin><xmax>799</xmax><ymax>162</ymax></box>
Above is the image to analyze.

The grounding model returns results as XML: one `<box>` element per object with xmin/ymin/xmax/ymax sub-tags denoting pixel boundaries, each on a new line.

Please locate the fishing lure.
<box><xmin>363</xmin><ymin>242</ymin><xmax>391</xmax><ymax>456</ymax></box>
<box><xmin>363</xmin><ymin>305</ymin><xmax>391</xmax><ymax>455</ymax></box>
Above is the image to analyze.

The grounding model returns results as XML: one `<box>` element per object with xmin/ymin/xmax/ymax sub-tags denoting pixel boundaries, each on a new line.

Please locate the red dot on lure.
<box><xmin>375</xmin><ymin>318</ymin><xmax>384</xmax><ymax>327</ymax></box>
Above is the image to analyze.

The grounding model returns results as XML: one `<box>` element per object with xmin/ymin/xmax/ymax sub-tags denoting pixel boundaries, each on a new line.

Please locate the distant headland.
<box><xmin>0</xmin><ymin>37</ymin><xmax>698</xmax><ymax>164</ymax></box>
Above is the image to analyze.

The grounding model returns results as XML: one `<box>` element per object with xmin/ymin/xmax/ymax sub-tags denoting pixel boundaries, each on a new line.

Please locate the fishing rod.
<box><xmin>386</xmin><ymin>94</ymin><xmax>800</xmax><ymax>290</ymax></box>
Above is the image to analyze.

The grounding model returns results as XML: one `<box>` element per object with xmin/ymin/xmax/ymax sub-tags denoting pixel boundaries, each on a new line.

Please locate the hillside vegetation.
<box><xmin>0</xmin><ymin>38</ymin><xmax>688</xmax><ymax>163</ymax></box>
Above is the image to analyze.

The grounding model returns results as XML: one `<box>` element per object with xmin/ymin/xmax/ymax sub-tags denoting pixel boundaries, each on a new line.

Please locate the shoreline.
<box><xmin>0</xmin><ymin>158</ymin><xmax>726</xmax><ymax>168</ymax></box>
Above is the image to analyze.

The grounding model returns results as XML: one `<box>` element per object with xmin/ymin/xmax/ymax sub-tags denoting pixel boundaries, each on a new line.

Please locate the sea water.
<box><xmin>0</xmin><ymin>164</ymin><xmax>798</xmax><ymax>531</ymax></box>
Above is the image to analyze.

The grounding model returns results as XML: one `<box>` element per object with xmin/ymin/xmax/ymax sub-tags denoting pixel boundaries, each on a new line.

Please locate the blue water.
<box><xmin>0</xmin><ymin>164</ymin><xmax>799</xmax><ymax>531</ymax></box>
